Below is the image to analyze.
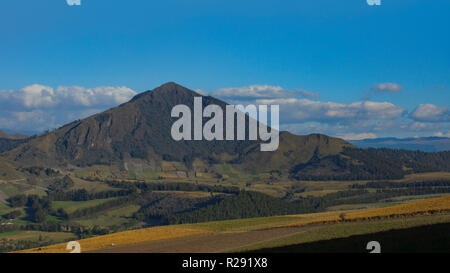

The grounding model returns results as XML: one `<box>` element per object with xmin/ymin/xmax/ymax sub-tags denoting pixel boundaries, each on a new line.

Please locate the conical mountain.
<box><xmin>3</xmin><ymin>82</ymin><xmax>355</xmax><ymax>177</ymax></box>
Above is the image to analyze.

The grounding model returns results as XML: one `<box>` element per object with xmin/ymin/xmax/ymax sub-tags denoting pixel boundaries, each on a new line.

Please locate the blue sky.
<box><xmin>0</xmin><ymin>0</ymin><xmax>448</xmax><ymax>138</ymax></box>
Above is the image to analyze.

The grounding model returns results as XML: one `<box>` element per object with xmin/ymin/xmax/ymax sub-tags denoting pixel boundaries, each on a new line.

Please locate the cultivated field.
<box><xmin>16</xmin><ymin>194</ymin><xmax>450</xmax><ymax>253</ymax></box>
<box><xmin>16</xmin><ymin>226</ymin><xmax>211</xmax><ymax>253</ymax></box>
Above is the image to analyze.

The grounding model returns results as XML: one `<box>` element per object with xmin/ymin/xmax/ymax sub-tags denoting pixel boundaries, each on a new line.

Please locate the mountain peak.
<box><xmin>153</xmin><ymin>82</ymin><xmax>194</xmax><ymax>94</ymax></box>
<box><xmin>130</xmin><ymin>82</ymin><xmax>202</xmax><ymax>102</ymax></box>
<box><xmin>158</xmin><ymin>81</ymin><xmax>183</xmax><ymax>89</ymax></box>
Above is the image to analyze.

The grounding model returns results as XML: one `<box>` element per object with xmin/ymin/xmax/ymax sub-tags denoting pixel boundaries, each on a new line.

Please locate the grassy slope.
<box><xmin>52</xmin><ymin>198</ymin><xmax>117</xmax><ymax>213</ymax></box>
<box><xmin>239</xmin><ymin>132</ymin><xmax>351</xmax><ymax>172</ymax></box>
<box><xmin>0</xmin><ymin>158</ymin><xmax>23</xmax><ymax>181</ymax></box>
<box><xmin>0</xmin><ymin>230</ymin><xmax>75</xmax><ymax>242</ymax></box>
<box><xmin>75</xmin><ymin>204</ymin><xmax>140</xmax><ymax>227</ymax></box>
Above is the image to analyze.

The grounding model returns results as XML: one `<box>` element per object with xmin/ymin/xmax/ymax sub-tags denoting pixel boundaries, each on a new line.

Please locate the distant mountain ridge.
<box><xmin>0</xmin><ymin>130</ymin><xmax>30</xmax><ymax>154</ymax></box>
<box><xmin>0</xmin><ymin>130</ymin><xmax>28</xmax><ymax>140</ymax></box>
<box><xmin>349</xmin><ymin>137</ymin><xmax>450</xmax><ymax>152</ymax></box>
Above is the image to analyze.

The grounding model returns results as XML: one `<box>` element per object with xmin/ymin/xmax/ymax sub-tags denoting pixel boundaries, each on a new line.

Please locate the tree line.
<box><xmin>106</xmin><ymin>180</ymin><xmax>241</xmax><ymax>194</ymax></box>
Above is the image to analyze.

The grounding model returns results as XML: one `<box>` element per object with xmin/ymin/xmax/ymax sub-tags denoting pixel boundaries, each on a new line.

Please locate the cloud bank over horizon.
<box><xmin>0</xmin><ymin>84</ymin><xmax>137</xmax><ymax>133</ymax></box>
<box><xmin>210</xmin><ymin>84</ymin><xmax>449</xmax><ymax>139</ymax></box>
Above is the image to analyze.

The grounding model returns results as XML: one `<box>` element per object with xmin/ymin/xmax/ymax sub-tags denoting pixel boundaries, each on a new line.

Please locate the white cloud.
<box><xmin>0</xmin><ymin>84</ymin><xmax>137</xmax><ymax>109</ymax></box>
<box><xmin>409</xmin><ymin>104</ymin><xmax>449</xmax><ymax>122</ymax></box>
<box><xmin>213</xmin><ymin>85</ymin><xmax>403</xmax><ymax>124</ymax></box>
<box><xmin>56</xmin><ymin>86</ymin><xmax>137</xmax><ymax>107</ymax></box>
<box><xmin>294</xmin><ymin>89</ymin><xmax>319</xmax><ymax>98</ymax></box>
<box><xmin>371</xmin><ymin>82</ymin><xmax>404</xmax><ymax>93</ymax></box>
<box><xmin>6</xmin><ymin>84</ymin><xmax>58</xmax><ymax>108</ymax></box>
<box><xmin>405</xmin><ymin>121</ymin><xmax>447</xmax><ymax>133</ymax></box>
<box><xmin>5</xmin><ymin>110</ymin><xmax>57</xmax><ymax>133</ymax></box>
<box><xmin>214</xmin><ymin>85</ymin><xmax>295</xmax><ymax>100</ymax></box>
<box><xmin>212</xmin><ymin>85</ymin><xmax>320</xmax><ymax>101</ymax></box>
<box><xmin>0</xmin><ymin>84</ymin><xmax>137</xmax><ymax>133</ymax></box>
<box><xmin>281</xmin><ymin>119</ymin><xmax>450</xmax><ymax>139</ymax></box>
<box><xmin>255</xmin><ymin>98</ymin><xmax>405</xmax><ymax>123</ymax></box>
<box><xmin>211</xmin><ymin>84</ymin><xmax>424</xmax><ymax>139</ymax></box>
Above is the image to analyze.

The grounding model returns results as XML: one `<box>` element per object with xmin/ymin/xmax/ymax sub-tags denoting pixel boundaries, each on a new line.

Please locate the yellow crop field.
<box><xmin>283</xmin><ymin>195</ymin><xmax>450</xmax><ymax>228</ymax></box>
<box><xmin>345</xmin><ymin>194</ymin><xmax>450</xmax><ymax>220</ymax></box>
<box><xmin>16</xmin><ymin>226</ymin><xmax>211</xmax><ymax>253</ymax></box>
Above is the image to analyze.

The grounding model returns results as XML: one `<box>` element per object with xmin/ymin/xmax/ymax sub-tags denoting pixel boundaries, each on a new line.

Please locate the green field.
<box><xmin>52</xmin><ymin>198</ymin><xmax>117</xmax><ymax>213</ymax></box>
<box><xmin>0</xmin><ymin>230</ymin><xmax>75</xmax><ymax>241</ymax></box>
<box><xmin>0</xmin><ymin>183</ymin><xmax>25</xmax><ymax>197</ymax></box>
<box><xmin>0</xmin><ymin>202</ymin><xmax>14</xmax><ymax>215</ymax></box>
<box><xmin>75</xmin><ymin>204</ymin><xmax>140</xmax><ymax>227</ymax></box>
